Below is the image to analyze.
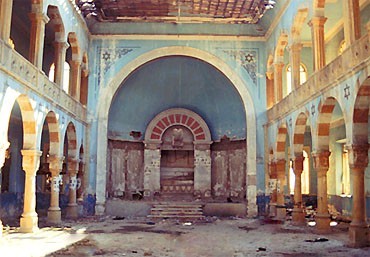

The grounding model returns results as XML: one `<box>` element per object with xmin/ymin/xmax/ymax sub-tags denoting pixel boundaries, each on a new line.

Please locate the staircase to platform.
<box><xmin>148</xmin><ymin>202</ymin><xmax>204</xmax><ymax>220</ymax></box>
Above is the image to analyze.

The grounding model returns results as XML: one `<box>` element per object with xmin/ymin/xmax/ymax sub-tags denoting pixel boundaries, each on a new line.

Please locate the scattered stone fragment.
<box><xmin>305</xmin><ymin>237</ymin><xmax>329</xmax><ymax>242</ymax></box>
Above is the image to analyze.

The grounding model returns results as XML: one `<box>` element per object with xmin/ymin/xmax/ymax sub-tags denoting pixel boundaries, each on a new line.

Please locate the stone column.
<box><xmin>69</xmin><ymin>60</ymin><xmax>82</xmax><ymax>100</ymax></box>
<box><xmin>275</xmin><ymin>159</ymin><xmax>286</xmax><ymax>220</ymax></box>
<box><xmin>292</xmin><ymin>155</ymin><xmax>306</xmax><ymax>225</ymax></box>
<box><xmin>47</xmin><ymin>155</ymin><xmax>64</xmax><ymax>224</ymax></box>
<box><xmin>343</xmin><ymin>0</ymin><xmax>361</xmax><ymax>46</ymax></box>
<box><xmin>143</xmin><ymin>141</ymin><xmax>161</xmax><ymax>199</ymax></box>
<box><xmin>28</xmin><ymin>12</ymin><xmax>49</xmax><ymax>69</ymax></box>
<box><xmin>268</xmin><ymin>160</ymin><xmax>277</xmax><ymax>217</ymax></box>
<box><xmin>289</xmin><ymin>43</ymin><xmax>303</xmax><ymax>90</ymax></box>
<box><xmin>273</xmin><ymin>62</ymin><xmax>284</xmax><ymax>102</ymax></box>
<box><xmin>308</xmin><ymin>16</ymin><xmax>327</xmax><ymax>71</ymax></box>
<box><xmin>20</xmin><ymin>149</ymin><xmax>42</xmax><ymax>233</ymax></box>
<box><xmin>0</xmin><ymin>0</ymin><xmax>13</xmax><ymax>42</ymax></box>
<box><xmin>0</xmin><ymin>141</ymin><xmax>10</xmax><ymax>237</ymax></box>
<box><xmin>194</xmin><ymin>142</ymin><xmax>212</xmax><ymax>199</ymax></box>
<box><xmin>346</xmin><ymin>144</ymin><xmax>369</xmax><ymax>247</ymax></box>
<box><xmin>312</xmin><ymin>150</ymin><xmax>331</xmax><ymax>232</ymax></box>
<box><xmin>66</xmin><ymin>158</ymin><xmax>79</xmax><ymax>218</ymax></box>
<box><xmin>80</xmin><ymin>69</ymin><xmax>89</xmax><ymax>105</ymax></box>
<box><xmin>53</xmin><ymin>41</ymin><xmax>69</xmax><ymax>87</ymax></box>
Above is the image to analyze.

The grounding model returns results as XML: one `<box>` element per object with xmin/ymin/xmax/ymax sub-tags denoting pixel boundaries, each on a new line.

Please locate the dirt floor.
<box><xmin>45</xmin><ymin>216</ymin><xmax>370</xmax><ymax>257</ymax></box>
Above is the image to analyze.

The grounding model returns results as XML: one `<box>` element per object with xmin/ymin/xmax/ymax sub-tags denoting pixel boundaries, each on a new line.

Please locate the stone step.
<box><xmin>149</xmin><ymin>202</ymin><xmax>205</xmax><ymax>220</ymax></box>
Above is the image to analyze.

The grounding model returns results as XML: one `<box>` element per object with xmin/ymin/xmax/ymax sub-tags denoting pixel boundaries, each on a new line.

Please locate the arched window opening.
<box><xmin>286</xmin><ymin>64</ymin><xmax>308</xmax><ymax>94</ymax></box>
<box><xmin>341</xmin><ymin>145</ymin><xmax>350</xmax><ymax>196</ymax></box>
<box><xmin>338</xmin><ymin>40</ymin><xmax>346</xmax><ymax>55</ymax></box>
<box><xmin>289</xmin><ymin>159</ymin><xmax>294</xmax><ymax>194</ymax></box>
<box><xmin>48</xmin><ymin>62</ymin><xmax>70</xmax><ymax>93</ymax></box>
<box><xmin>48</xmin><ymin>63</ymin><xmax>55</xmax><ymax>82</ymax></box>
<box><xmin>302</xmin><ymin>149</ymin><xmax>309</xmax><ymax>194</ymax></box>
<box><xmin>63</xmin><ymin>62</ymin><xmax>70</xmax><ymax>93</ymax></box>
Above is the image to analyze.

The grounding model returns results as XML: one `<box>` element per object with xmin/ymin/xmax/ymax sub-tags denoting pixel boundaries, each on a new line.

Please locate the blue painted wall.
<box><xmin>108</xmin><ymin>56</ymin><xmax>246</xmax><ymax>141</ymax></box>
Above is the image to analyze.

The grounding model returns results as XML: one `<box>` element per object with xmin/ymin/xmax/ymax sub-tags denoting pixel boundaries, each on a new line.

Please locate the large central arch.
<box><xmin>95</xmin><ymin>46</ymin><xmax>257</xmax><ymax>216</ymax></box>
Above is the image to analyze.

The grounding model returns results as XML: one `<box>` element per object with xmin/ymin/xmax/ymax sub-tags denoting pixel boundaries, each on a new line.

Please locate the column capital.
<box><xmin>345</xmin><ymin>144</ymin><xmax>369</xmax><ymax>169</ymax></box>
<box><xmin>275</xmin><ymin>159</ymin><xmax>286</xmax><ymax>172</ymax></box>
<box><xmin>273</xmin><ymin>62</ymin><xmax>285</xmax><ymax>69</ymax></box>
<box><xmin>21</xmin><ymin>149</ymin><xmax>42</xmax><ymax>175</ymax></box>
<box><xmin>53</xmin><ymin>41</ymin><xmax>69</xmax><ymax>51</ymax></box>
<box><xmin>48</xmin><ymin>155</ymin><xmax>64</xmax><ymax>175</ymax></box>
<box><xmin>287</xmin><ymin>42</ymin><xmax>303</xmax><ymax>52</ymax></box>
<box><xmin>28</xmin><ymin>12</ymin><xmax>49</xmax><ymax>24</ymax></box>
<box><xmin>312</xmin><ymin>150</ymin><xmax>330</xmax><ymax>172</ymax></box>
<box><xmin>308</xmin><ymin>16</ymin><xmax>327</xmax><ymax>28</ymax></box>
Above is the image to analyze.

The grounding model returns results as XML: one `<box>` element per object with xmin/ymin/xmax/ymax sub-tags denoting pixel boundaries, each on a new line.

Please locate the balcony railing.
<box><xmin>0</xmin><ymin>40</ymin><xmax>86</xmax><ymax>123</ymax></box>
<box><xmin>267</xmin><ymin>33</ymin><xmax>370</xmax><ymax>122</ymax></box>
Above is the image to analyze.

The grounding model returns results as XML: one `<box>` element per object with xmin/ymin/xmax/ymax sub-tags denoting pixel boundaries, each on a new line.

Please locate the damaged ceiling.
<box><xmin>78</xmin><ymin>0</ymin><xmax>276</xmax><ymax>24</ymax></box>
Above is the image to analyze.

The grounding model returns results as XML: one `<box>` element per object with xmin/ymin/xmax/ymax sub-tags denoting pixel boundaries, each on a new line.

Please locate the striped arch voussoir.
<box><xmin>66</xmin><ymin>122</ymin><xmax>77</xmax><ymax>158</ymax></box>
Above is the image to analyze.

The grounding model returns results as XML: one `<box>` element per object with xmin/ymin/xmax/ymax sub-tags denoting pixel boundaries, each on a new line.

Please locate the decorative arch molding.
<box><xmin>291</xmin><ymin>8</ymin><xmax>309</xmax><ymax>42</ymax></box>
<box><xmin>275</xmin><ymin>123</ymin><xmax>288</xmax><ymax>160</ymax></box>
<box><xmin>274</xmin><ymin>33</ymin><xmax>288</xmax><ymax>62</ymax></box>
<box><xmin>96</xmin><ymin>46</ymin><xmax>257</xmax><ymax>217</ymax></box>
<box><xmin>144</xmin><ymin>108</ymin><xmax>212</xmax><ymax>142</ymax></box>
<box><xmin>293</xmin><ymin>112</ymin><xmax>309</xmax><ymax>155</ymax></box>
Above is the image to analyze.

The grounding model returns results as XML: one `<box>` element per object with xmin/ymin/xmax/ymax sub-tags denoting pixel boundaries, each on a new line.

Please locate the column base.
<box><xmin>269</xmin><ymin>203</ymin><xmax>277</xmax><ymax>217</ymax></box>
<box><xmin>19</xmin><ymin>213</ymin><xmax>39</xmax><ymax>233</ymax></box>
<box><xmin>315</xmin><ymin>213</ymin><xmax>331</xmax><ymax>232</ymax></box>
<box><xmin>276</xmin><ymin>207</ymin><xmax>286</xmax><ymax>220</ymax></box>
<box><xmin>47</xmin><ymin>208</ymin><xmax>61</xmax><ymax>225</ymax></box>
<box><xmin>247</xmin><ymin>202</ymin><xmax>258</xmax><ymax>218</ymax></box>
<box><xmin>349</xmin><ymin>222</ymin><xmax>369</xmax><ymax>247</ymax></box>
<box><xmin>95</xmin><ymin>202</ymin><xmax>105</xmax><ymax>215</ymax></box>
<box><xmin>66</xmin><ymin>204</ymin><xmax>79</xmax><ymax>219</ymax></box>
<box><xmin>292</xmin><ymin>207</ymin><xmax>306</xmax><ymax>225</ymax></box>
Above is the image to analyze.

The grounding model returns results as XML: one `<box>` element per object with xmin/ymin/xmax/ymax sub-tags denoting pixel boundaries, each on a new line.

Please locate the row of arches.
<box><xmin>266</xmin><ymin>1</ymin><xmax>368</xmax><ymax>108</ymax></box>
<box><xmin>269</xmin><ymin>75</ymin><xmax>370</xmax><ymax>247</ymax></box>
<box><xmin>0</xmin><ymin>91</ymin><xmax>85</xmax><ymax>232</ymax></box>
<box><xmin>2</xmin><ymin>0</ymin><xmax>89</xmax><ymax>105</ymax></box>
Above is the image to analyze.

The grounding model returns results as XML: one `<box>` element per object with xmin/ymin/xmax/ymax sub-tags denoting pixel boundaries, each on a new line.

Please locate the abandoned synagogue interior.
<box><xmin>0</xmin><ymin>0</ymin><xmax>370</xmax><ymax>255</ymax></box>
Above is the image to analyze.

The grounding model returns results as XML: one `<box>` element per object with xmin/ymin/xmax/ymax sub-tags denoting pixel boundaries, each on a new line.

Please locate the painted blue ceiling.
<box><xmin>108</xmin><ymin>56</ymin><xmax>246</xmax><ymax>141</ymax></box>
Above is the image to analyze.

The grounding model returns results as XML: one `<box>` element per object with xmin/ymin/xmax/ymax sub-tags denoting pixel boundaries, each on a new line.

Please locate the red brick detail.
<box><xmin>190</xmin><ymin>121</ymin><xmax>200</xmax><ymax>130</ymax></box>
<box><xmin>354</xmin><ymin>108</ymin><xmax>369</xmax><ymax>123</ymax></box>
<box><xmin>181</xmin><ymin>115</ymin><xmax>188</xmax><ymax>124</ymax></box>
<box><xmin>293</xmin><ymin>134</ymin><xmax>304</xmax><ymax>144</ymax></box>
<box><xmin>318</xmin><ymin>123</ymin><xmax>330</xmax><ymax>136</ymax></box>
<box><xmin>169</xmin><ymin>115</ymin><xmax>175</xmax><ymax>124</ymax></box>
<box><xmin>162</xmin><ymin>117</ymin><xmax>170</xmax><ymax>126</ymax></box>
<box><xmin>321</xmin><ymin>104</ymin><xmax>335</xmax><ymax>113</ymax></box>
<box><xmin>151</xmin><ymin>133</ymin><xmax>160</xmax><ymax>140</ymax></box>
<box><xmin>194</xmin><ymin>127</ymin><xmax>203</xmax><ymax>135</ymax></box>
<box><xmin>157</xmin><ymin>121</ymin><xmax>165</xmax><ymax>130</ymax></box>
<box><xmin>153</xmin><ymin>126</ymin><xmax>162</xmax><ymax>134</ymax></box>
<box><xmin>196</xmin><ymin>134</ymin><xmax>206</xmax><ymax>140</ymax></box>
<box><xmin>175</xmin><ymin>114</ymin><xmax>181</xmax><ymax>123</ymax></box>
<box><xmin>186</xmin><ymin>117</ymin><xmax>195</xmax><ymax>126</ymax></box>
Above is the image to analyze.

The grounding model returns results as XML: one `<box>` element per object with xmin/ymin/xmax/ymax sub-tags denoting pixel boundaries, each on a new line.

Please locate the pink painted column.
<box><xmin>47</xmin><ymin>155</ymin><xmax>64</xmax><ymax>224</ymax></box>
<box><xmin>53</xmin><ymin>41</ymin><xmax>69</xmax><ymax>87</ymax></box>
<box><xmin>347</xmin><ymin>144</ymin><xmax>369</xmax><ymax>247</ymax></box>
<box><xmin>28</xmin><ymin>12</ymin><xmax>49</xmax><ymax>69</ymax></box>
<box><xmin>0</xmin><ymin>0</ymin><xmax>13</xmax><ymax>42</ymax></box>
<box><xmin>292</xmin><ymin>155</ymin><xmax>306</xmax><ymax>225</ymax></box>
<box><xmin>0</xmin><ymin>141</ymin><xmax>10</xmax><ymax>237</ymax></box>
<box><xmin>276</xmin><ymin>159</ymin><xmax>286</xmax><ymax>220</ymax></box>
<box><xmin>20</xmin><ymin>149</ymin><xmax>42</xmax><ymax>233</ymax></box>
<box><xmin>312</xmin><ymin>150</ymin><xmax>331</xmax><ymax>232</ymax></box>
<box><xmin>66</xmin><ymin>158</ymin><xmax>79</xmax><ymax>218</ymax></box>
<box><xmin>308</xmin><ymin>16</ymin><xmax>327</xmax><ymax>71</ymax></box>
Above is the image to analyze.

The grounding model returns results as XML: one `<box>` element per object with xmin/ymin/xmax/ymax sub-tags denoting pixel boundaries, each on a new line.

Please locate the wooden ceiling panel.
<box><xmin>79</xmin><ymin>0</ymin><xmax>274</xmax><ymax>24</ymax></box>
